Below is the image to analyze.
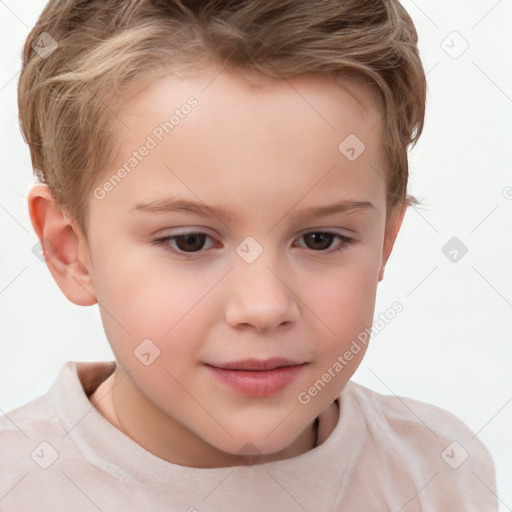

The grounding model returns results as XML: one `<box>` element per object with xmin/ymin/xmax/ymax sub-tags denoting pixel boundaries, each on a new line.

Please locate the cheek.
<box><xmin>302</xmin><ymin>252</ymin><xmax>380</xmax><ymax>341</ymax></box>
<box><xmin>92</xmin><ymin>250</ymin><xmax>214</xmax><ymax>372</ymax></box>
<box><xmin>93</xmin><ymin>244</ymin><xmax>203</xmax><ymax>326</ymax></box>
<box><xmin>294</xmin><ymin>265</ymin><xmax>377</xmax><ymax>410</ymax></box>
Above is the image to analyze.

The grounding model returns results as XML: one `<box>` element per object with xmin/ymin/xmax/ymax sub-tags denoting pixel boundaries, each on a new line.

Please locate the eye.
<box><xmin>293</xmin><ymin>231</ymin><xmax>354</xmax><ymax>254</ymax></box>
<box><xmin>152</xmin><ymin>230</ymin><xmax>354</xmax><ymax>258</ymax></box>
<box><xmin>152</xmin><ymin>232</ymin><xmax>216</xmax><ymax>255</ymax></box>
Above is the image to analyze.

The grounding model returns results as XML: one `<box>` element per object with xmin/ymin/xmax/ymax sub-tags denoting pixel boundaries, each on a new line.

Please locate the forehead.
<box><xmin>120</xmin><ymin>66</ymin><xmax>382</xmax><ymax>131</ymax></box>
<box><xmin>92</xmin><ymin>66</ymin><xmax>387</xmax><ymax>226</ymax></box>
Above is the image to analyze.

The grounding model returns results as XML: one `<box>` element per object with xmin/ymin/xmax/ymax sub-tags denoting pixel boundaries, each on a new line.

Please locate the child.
<box><xmin>1</xmin><ymin>0</ymin><xmax>498</xmax><ymax>510</ymax></box>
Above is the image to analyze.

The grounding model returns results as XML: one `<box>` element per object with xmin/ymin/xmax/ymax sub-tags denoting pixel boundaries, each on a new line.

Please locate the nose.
<box><xmin>224</xmin><ymin>256</ymin><xmax>300</xmax><ymax>333</ymax></box>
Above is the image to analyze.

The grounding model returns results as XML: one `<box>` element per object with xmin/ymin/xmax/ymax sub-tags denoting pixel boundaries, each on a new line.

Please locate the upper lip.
<box><xmin>206</xmin><ymin>358</ymin><xmax>306</xmax><ymax>371</ymax></box>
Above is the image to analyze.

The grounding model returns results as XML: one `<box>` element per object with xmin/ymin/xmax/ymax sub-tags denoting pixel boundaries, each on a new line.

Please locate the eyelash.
<box><xmin>151</xmin><ymin>231</ymin><xmax>354</xmax><ymax>258</ymax></box>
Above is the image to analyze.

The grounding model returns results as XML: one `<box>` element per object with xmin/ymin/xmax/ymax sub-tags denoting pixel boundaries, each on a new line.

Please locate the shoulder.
<box><xmin>0</xmin><ymin>362</ymin><xmax>99</xmax><ymax>496</ymax></box>
<box><xmin>0</xmin><ymin>361</ymin><xmax>81</xmax><ymax>442</ymax></box>
<box><xmin>1</xmin><ymin>385</ymin><xmax>56</xmax><ymax>424</ymax></box>
<box><xmin>346</xmin><ymin>380</ymin><xmax>479</xmax><ymax>438</ymax></box>
<box><xmin>341</xmin><ymin>380</ymin><xmax>498</xmax><ymax>510</ymax></box>
<box><xmin>0</xmin><ymin>391</ymin><xmax>62</xmax><ymax>488</ymax></box>
<box><xmin>0</xmin><ymin>391</ymin><xmax>59</xmax><ymax>443</ymax></box>
<box><xmin>344</xmin><ymin>380</ymin><xmax>494</xmax><ymax>463</ymax></box>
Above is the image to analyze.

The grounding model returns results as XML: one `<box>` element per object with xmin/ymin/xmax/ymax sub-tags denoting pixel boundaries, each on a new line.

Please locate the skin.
<box><xmin>28</xmin><ymin>65</ymin><xmax>406</xmax><ymax>468</ymax></box>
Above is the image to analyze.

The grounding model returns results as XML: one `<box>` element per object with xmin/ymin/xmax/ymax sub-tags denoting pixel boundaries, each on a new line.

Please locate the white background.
<box><xmin>1</xmin><ymin>0</ymin><xmax>511</xmax><ymax>509</ymax></box>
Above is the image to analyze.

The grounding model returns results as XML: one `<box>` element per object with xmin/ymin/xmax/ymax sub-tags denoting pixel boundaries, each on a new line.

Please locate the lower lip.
<box><xmin>205</xmin><ymin>363</ymin><xmax>307</xmax><ymax>397</ymax></box>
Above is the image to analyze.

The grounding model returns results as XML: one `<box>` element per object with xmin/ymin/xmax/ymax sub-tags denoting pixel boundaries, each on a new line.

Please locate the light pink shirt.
<box><xmin>0</xmin><ymin>361</ymin><xmax>498</xmax><ymax>511</ymax></box>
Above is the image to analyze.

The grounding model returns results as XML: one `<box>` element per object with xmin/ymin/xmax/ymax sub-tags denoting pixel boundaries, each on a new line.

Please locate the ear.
<box><xmin>378</xmin><ymin>203</ymin><xmax>407</xmax><ymax>282</ymax></box>
<box><xmin>28</xmin><ymin>183</ymin><xmax>97</xmax><ymax>306</ymax></box>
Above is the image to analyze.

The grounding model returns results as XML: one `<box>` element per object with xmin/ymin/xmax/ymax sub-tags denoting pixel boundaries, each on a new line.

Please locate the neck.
<box><xmin>90</xmin><ymin>364</ymin><xmax>323</xmax><ymax>468</ymax></box>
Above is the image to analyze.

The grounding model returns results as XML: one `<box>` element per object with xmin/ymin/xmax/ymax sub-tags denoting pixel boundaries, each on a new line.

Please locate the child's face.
<box><xmin>57</xmin><ymin>67</ymin><xmax>404</xmax><ymax>462</ymax></box>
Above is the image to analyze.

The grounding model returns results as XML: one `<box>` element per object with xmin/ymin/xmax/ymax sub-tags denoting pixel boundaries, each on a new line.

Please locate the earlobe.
<box><xmin>28</xmin><ymin>183</ymin><xmax>97</xmax><ymax>306</ymax></box>
<box><xmin>378</xmin><ymin>203</ymin><xmax>407</xmax><ymax>282</ymax></box>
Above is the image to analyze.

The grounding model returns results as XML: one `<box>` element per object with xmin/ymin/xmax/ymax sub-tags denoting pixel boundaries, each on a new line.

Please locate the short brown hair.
<box><xmin>18</xmin><ymin>0</ymin><xmax>426</xmax><ymax>237</ymax></box>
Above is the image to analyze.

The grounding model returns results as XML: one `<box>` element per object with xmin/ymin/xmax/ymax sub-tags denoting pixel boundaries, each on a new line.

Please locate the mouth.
<box><xmin>204</xmin><ymin>359</ymin><xmax>308</xmax><ymax>397</ymax></box>
<box><xmin>205</xmin><ymin>357</ymin><xmax>306</xmax><ymax>371</ymax></box>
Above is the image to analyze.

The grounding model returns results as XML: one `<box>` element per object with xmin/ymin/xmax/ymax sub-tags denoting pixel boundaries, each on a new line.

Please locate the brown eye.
<box><xmin>302</xmin><ymin>232</ymin><xmax>335</xmax><ymax>250</ymax></box>
<box><xmin>173</xmin><ymin>233</ymin><xmax>207</xmax><ymax>252</ymax></box>
<box><xmin>294</xmin><ymin>232</ymin><xmax>354</xmax><ymax>254</ymax></box>
<box><xmin>152</xmin><ymin>232</ymin><xmax>215</xmax><ymax>256</ymax></box>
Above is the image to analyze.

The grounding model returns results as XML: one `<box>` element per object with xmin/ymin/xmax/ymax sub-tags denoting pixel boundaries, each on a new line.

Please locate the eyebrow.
<box><xmin>130</xmin><ymin>198</ymin><xmax>374</xmax><ymax>222</ymax></box>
